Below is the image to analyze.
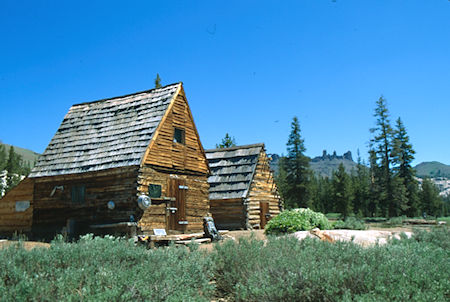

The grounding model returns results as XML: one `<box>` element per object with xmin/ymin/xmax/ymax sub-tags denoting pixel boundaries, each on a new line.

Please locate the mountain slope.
<box><xmin>415</xmin><ymin>161</ymin><xmax>450</xmax><ymax>178</ymax></box>
<box><xmin>1</xmin><ymin>143</ymin><xmax>40</xmax><ymax>166</ymax></box>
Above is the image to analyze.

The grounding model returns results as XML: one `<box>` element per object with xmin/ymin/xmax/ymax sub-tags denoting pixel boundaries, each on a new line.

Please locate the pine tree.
<box><xmin>275</xmin><ymin>156</ymin><xmax>289</xmax><ymax>204</ymax></box>
<box><xmin>154</xmin><ymin>73</ymin><xmax>162</xmax><ymax>88</ymax></box>
<box><xmin>368</xmin><ymin>148</ymin><xmax>381</xmax><ymax>216</ymax></box>
<box><xmin>0</xmin><ymin>143</ymin><xmax>6</xmax><ymax>171</ymax></box>
<box><xmin>352</xmin><ymin>150</ymin><xmax>371</xmax><ymax>217</ymax></box>
<box><xmin>216</xmin><ymin>133</ymin><xmax>236</xmax><ymax>148</ymax></box>
<box><xmin>419</xmin><ymin>178</ymin><xmax>443</xmax><ymax>217</ymax></box>
<box><xmin>5</xmin><ymin>146</ymin><xmax>23</xmax><ymax>193</ymax></box>
<box><xmin>332</xmin><ymin>163</ymin><xmax>354</xmax><ymax>219</ymax></box>
<box><xmin>391</xmin><ymin>117</ymin><xmax>419</xmax><ymax>216</ymax></box>
<box><xmin>281</xmin><ymin>116</ymin><xmax>311</xmax><ymax>208</ymax></box>
<box><xmin>369</xmin><ymin>96</ymin><xmax>395</xmax><ymax>217</ymax></box>
<box><xmin>307</xmin><ymin>175</ymin><xmax>319</xmax><ymax>211</ymax></box>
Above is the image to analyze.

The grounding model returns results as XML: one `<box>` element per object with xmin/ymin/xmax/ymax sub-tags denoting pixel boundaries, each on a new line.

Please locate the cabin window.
<box><xmin>173</xmin><ymin>127</ymin><xmax>185</xmax><ymax>144</ymax></box>
<box><xmin>148</xmin><ymin>184</ymin><xmax>162</xmax><ymax>198</ymax></box>
<box><xmin>71</xmin><ymin>185</ymin><xmax>85</xmax><ymax>204</ymax></box>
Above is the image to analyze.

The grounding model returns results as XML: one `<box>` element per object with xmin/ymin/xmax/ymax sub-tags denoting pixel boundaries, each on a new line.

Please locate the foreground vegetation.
<box><xmin>1</xmin><ymin>227</ymin><xmax>448</xmax><ymax>301</ymax></box>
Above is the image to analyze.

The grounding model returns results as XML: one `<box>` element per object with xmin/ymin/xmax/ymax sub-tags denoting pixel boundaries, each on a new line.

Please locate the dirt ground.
<box><xmin>0</xmin><ymin>240</ymin><xmax>50</xmax><ymax>251</ymax></box>
<box><xmin>0</xmin><ymin>225</ymin><xmax>422</xmax><ymax>252</ymax></box>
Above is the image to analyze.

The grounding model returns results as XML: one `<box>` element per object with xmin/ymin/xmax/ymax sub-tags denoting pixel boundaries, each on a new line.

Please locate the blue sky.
<box><xmin>1</xmin><ymin>1</ymin><xmax>449</xmax><ymax>165</ymax></box>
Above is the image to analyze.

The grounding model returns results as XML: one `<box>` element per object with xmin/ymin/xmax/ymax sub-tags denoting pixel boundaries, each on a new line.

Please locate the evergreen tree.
<box><xmin>368</xmin><ymin>148</ymin><xmax>381</xmax><ymax>216</ymax></box>
<box><xmin>391</xmin><ymin>117</ymin><xmax>419</xmax><ymax>216</ymax></box>
<box><xmin>352</xmin><ymin>150</ymin><xmax>371</xmax><ymax>217</ymax></box>
<box><xmin>0</xmin><ymin>143</ymin><xmax>6</xmax><ymax>170</ymax></box>
<box><xmin>332</xmin><ymin>163</ymin><xmax>354</xmax><ymax>219</ymax></box>
<box><xmin>307</xmin><ymin>175</ymin><xmax>319</xmax><ymax>211</ymax></box>
<box><xmin>317</xmin><ymin>176</ymin><xmax>333</xmax><ymax>213</ymax></box>
<box><xmin>369</xmin><ymin>96</ymin><xmax>394</xmax><ymax>217</ymax></box>
<box><xmin>154</xmin><ymin>73</ymin><xmax>162</xmax><ymax>88</ymax></box>
<box><xmin>5</xmin><ymin>146</ymin><xmax>23</xmax><ymax>193</ymax></box>
<box><xmin>390</xmin><ymin>175</ymin><xmax>409</xmax><ymax>216</ymax></box>
<box><xmin>275</xmin><ymin>156</ymin><xmax>289</xmax><ymax>205</ymax></box>
<box><xmin>419</xmin><ymin>178</ymin><xmax>443</xmax><ymax>217</ymax></box>
<box><xmin>281</xmin><ymin>116</ymin><xmax>311</xmax><ymax>208</ymax></box>
<box><xmin>216</xmin><ymin>133</ymin><xmax>236</xmax><ymax>148</ymax></box>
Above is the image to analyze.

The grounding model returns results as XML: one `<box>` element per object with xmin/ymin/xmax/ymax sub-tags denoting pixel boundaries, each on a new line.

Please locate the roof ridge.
<box><xmin>205</xmin><ymin>143</ymin><xmax>265</xmax><ymax>153</ymax></box>
<box><xmin>72</xmin><ymin>82</ymin><xmax>182</xmax><ymax>107</ymax></box>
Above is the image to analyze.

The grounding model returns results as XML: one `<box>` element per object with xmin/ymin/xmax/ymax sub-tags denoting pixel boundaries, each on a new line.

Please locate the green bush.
<box><xmin>383</xmin><ymin>216</ymin><xmax>407</xmax><ymax>227</ymax></box>
<box><xmin>264</xmin><ymin>208</ymin><xmax>331</xmax><ymax>235</ymax></box>
<box><xmin>213</xmin><ymin>227</ymin><xmax>450</xmax><ymax>301</ymax></box>
<box><xmin>333</xmin><ymin>217</ymin><xmax>367</xmax><ymax>230</ymax></box>
<box><xmin>0</xmin><ymin>234</ymin><xmax>213</xmax><ymax>301</ymax></box>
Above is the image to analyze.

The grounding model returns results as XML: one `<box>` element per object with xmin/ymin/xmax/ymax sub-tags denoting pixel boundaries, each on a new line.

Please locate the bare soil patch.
<box><xmin>0</xmin><ymin>240</ymin><xmax>50</xmax><ymax>251</ymax></box>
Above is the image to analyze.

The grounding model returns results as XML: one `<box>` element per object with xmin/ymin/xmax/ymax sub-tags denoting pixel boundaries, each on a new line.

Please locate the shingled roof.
<box><xmin>30</xmin><ymin>83</ymin><xmax>181</xmax><ymax>177</ymax></box>
<box><xmin>205</xmin><ymin>144</ymin><xmax>264</xmax><ymax>200</ymax></box>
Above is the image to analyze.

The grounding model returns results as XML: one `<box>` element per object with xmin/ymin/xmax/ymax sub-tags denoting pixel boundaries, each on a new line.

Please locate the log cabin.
<box><xmin>0</xmin><ymin>83</ymin><xmax>210</xmax><ymax>237</ymax></box>
<box><xmin>205</xmin><ymin>144</ymin><xmax>282</xmax><ymax>230</ymax></box>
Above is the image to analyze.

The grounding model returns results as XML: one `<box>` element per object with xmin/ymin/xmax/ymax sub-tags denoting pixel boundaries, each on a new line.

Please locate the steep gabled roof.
<box><xmin>205</xmin><ymin>144</ymin><xmax>264</xmax><ymax>200</ymax></box>
<box><xmin>30</xmin><ymin>83</ymin><xmax>181</xmax><ymax>177</ymax></box>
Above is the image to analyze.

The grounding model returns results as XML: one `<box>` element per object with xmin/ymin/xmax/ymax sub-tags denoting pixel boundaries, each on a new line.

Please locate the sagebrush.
<box><xmin>1</xmin><ymin>228</ymin><xmax>448</xmax><ymax>301</ymax></box>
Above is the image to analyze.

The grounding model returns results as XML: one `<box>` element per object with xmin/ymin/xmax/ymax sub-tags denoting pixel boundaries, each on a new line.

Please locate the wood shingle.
<box><xmin>30</xmin><ymin>83</ymin><xmax>180</xmax><ymax>177</ymax></box>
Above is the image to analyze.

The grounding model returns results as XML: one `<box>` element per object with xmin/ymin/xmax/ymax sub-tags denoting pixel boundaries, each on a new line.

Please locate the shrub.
<box><xmin>0</xmin><ymin>234</ymin><xmax>214</xmax><ymax>301</ymax></box>
<box><xmin>213</xmin><ymin>227</ymin><xmax>450</xmax><ymax>301</ymax></box>
<box><xmin>333</xmin><ymin>217</ymin><xmax>367</xmax><ymax>230</ymax></box>
<box><xmin>264</xmin><ymin>208</ymin><xmax>331</xmax><ymax>235</ymax></box>
<box><xmin>383</xmin><ymin>216</ymin><xmax>406</xmax><ymax>227</ymax></box>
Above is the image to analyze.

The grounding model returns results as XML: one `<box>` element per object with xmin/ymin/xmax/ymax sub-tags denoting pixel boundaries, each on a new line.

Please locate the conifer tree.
<box><xmin>368</xmin><ymin>148</ymin><xmax>381</xmax><ymax>216</ymax></box>
<box><xmin>216</xmin><ymin>133</ymin><xmax>236</xmax><ymax>148</ymax></box>
<box><xmin>332</xmin><ymin>163</ymin><xmax>354</xmax><ymax>219</ymax></box>
<box><xmin>391</xmin><ymin>117</ymin><xmax>419</xmax><ymax>216</ymax></box>
<box><xmin>369</xmin><ymin>96</ymin><xmax>395</xmax><ymax>217</ymax></box>
<box><xmin>5</xmin><ymin>146</ymin><xmax>23</xmax><ymax>193</ymax></box>
<box><xmin>281</xmin><ymin>116</ymin><xmax>311</xmax><ymax>208</ymax></box>
<box><xmin>352</xmin><ymin>150</ymin><xmax>371</xmax><ymax>217</ymax></box>
<box><xmin>419</xmin><ymin>178</ymin><xmax>443</xmax><ymax>217</ymax></box>
<box><xmin>154</xmin><ymin>73</ymin><xmax>162</xmax><ymax>88</ymax></box>
<box><xmin>0</xmin><ymin>143</ymin><xmax>6</xmax><ymax>170</ymax></box>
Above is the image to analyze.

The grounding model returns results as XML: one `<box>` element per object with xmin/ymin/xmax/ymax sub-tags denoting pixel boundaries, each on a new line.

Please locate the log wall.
<box><xmin>137</xmin><ymin>165</ymin><xmax>209</xmax><ymax>233</ymax></box>
<box><xmin>246</xmin><ymin>150</ymin><xmax>282</xmax><ymax>229</ymax></box>
<box><xmin>0</xmin><ymin>178</ymin><xmax>34</xmax><ymax>233</ymax></box>
<box><xmin>32</xmin><ymin>166</ymin><xmax>139</xmax><ymax>235</ymax></box>
<box><xmin>144</xmin><ymin>88</ymin><xmax>209</xmax><ymax>175</ymax></box>
<box><xmin>210</xmin><ymin>198</ymin><xmax>245</xmax><ymax>230</ymax></box>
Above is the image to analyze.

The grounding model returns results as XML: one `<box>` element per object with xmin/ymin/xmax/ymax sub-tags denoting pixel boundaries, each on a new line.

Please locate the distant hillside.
<box><xmin>1</xmin><ymin>143</ymin><xmax>40</xmax><ymax>167</ymax></box>
<box><xmin>269</xmin><ymin>150</ymin><xmax>359</xmax><ymax>178</ymax></box>
<box><xmin>415</xmin><ymin>161</ymin><xmax>450</xmax><ymax>178</ymax></box>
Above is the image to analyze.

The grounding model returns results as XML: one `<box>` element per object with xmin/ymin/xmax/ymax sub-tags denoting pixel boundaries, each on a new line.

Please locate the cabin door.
<box><xmin>259</xmin><ymin>202</ymin><xmax>270</xmax><ymax>229</ymax></box>
<box><xmin>167</xmin><ymin>178</ymin><xmax>187</xmax><ymax>232</ymax></box>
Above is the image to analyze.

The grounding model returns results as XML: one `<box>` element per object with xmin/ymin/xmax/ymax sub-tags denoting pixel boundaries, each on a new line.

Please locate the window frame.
<box><xmin>173</xmin><ymin>127</ymin><xmax>185</xmax><ymax>145</ymax></box>
<box><xmin>71</xmin><ymin>184</ymin><xmax>86</xmax><ymax>204</ymax></box>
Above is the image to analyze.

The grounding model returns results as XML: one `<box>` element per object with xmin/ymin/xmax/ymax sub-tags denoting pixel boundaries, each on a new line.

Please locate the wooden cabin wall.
<box><xmin>144</xmin><ymin>89</ymin><xmax>209</xmax><ymax>175</ymax></box>
<box><xmin>246</xmin><ymin>150</ymin><xmax>282</xmax><ymax>229</ymax></box>
<box><xmin>32</xmin><ymin>166</ymin><xmax>139</xmax><ymax>235</ymax></box>
<box><xmin>0</xmin><ymin>178</ymin><xmax>34</xmax><ymax>234</ymax></box>
<box><xmin>137</xmin><ymin>166</ymin><xmax>209</xmax><ymax>233</ymax></box>
<box><xmin>210</xmin><ymin>198</ymin><xmax>245</xmax><ymax>230</ymax></box>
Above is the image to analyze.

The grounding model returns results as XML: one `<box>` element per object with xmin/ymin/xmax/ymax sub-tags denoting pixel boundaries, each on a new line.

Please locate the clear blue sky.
<box><xmin>1</xmin><ymin>1</ymin><xmax>449</xmax><ymax>165</ymax></box>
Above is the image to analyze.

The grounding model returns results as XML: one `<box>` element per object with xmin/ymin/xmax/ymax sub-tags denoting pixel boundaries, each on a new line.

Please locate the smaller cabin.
<box><xmin>205</xmin><ymin>144</ymin><xmax>282</xmax><ymax>230</ymax></box>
